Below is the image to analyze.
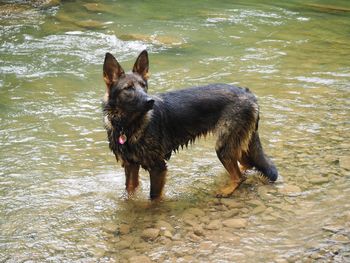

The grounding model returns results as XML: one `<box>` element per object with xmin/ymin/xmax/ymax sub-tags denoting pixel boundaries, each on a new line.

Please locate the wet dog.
<box><xmin>102</xmin><ymin>50</ymin><xmax>278</xmax><ymax>200</ymax></box>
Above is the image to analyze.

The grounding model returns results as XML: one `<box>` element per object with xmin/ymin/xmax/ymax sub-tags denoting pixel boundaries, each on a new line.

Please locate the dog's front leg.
<box><xmin>123</xmin><ymin>161</ymin><xmax>140</xmax><ymax>196</ymax></box>
<box><xmin>149</xmin><ymin>161</ymin><xmax>167</xmax><ymax>200</ymax></box>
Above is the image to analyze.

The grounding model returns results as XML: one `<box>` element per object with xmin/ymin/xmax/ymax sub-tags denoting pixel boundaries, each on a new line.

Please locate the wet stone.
<box><xmin>220</xmin><ymin>199</ymin><xmax>244</xmax><ymax>209</ymax></box>
<box><xmin>141</xmin><ymin>228</ymin><xmax>160</xmax><ymax>241</ymax></box>
<box><xmin>222</xmin><ymin>209</ymin><xmax>240</xmax><ymax>218</ymax></box>
<box><xmin>309</xmin><ymin>175</ymin><xmax>329</xmax><ymax>184</ymax></box>
<box><xmin>119</xmin><ymin>224</ymin><xmax>131</xmax><ymax>235</ymax></box>
<box><xmin>278</xmin><ymin>184</ymin><xmax>302</xmax><ymax>195</ymax></box>
<box><xmin>322</xmin><ymin>224</ymin><xmax>343</xmax><ymax>233</ymax></box>
<box><xmin>118</xmin><ymin>238</ymin><xmax>133</xmax><ymax>249</ymax></box>
<box><xmin>222</xmin><ymin>218</ymin><xmax>248</xmax><ymax>228</ymax></box>
<box><xmin>103</xmin><ymin>223</ymin><xmax>118</xmax><ymax>234</ymax></box>
<box><xmin>128</xmin><ymin>255</ymin><xmax>152</xmax><ymax>263</ymax></box>
<box><xmin>186</xmin><ymin>208</ymin><xmax>206</xmax><ymax>217</ymax></box>
<box><xmin>198</xmin><ymin>241</ymin><xmax>217</xmax><ymax>254</ymax></box>
<box><xmin>156</xmin><ymin>220</ymin><xmax>174</xmax><ymax>233</ymax></box>
<box><xmin>83</xmin><ymin>3</ymin><xmax>109</xmax><ymax>13</ymax></box>
<box><xmin>252</xmin><ymin>204</ymin><xmax>267</xmax><ymax>214</ymax></box>
<box><xmin>205</xmin><ymin>219</ymin><xmax>222</xmax><ymax>230</ymax></box>
<box><xmin>339</xmin><ymin>156</ymin><xmax>350</xmax><ymax>170</ymax></box>
<box><xmin>193</xmin><ymin>225</ymin><xmax>205</xmax><ymax>237</ymax></box>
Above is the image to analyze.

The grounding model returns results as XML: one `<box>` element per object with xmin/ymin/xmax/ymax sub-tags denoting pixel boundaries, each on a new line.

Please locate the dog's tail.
<box><xmin>241</xmin><ymin>114</ymin><xmax>278</xmax><ymax>182</ymax></box>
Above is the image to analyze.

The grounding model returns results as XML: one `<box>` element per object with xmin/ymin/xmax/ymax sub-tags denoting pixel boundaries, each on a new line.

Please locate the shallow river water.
<box><xmin>1</xmin><ymin>0</ymin><xmax>350</xmax><ymax>262</ymax></box>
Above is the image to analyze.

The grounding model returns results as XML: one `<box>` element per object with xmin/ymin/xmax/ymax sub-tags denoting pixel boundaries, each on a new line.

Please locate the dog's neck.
<box><xmin>104</xmin><ymin>110</ymin><xmax>153</xmax><ymax>145</ymax></box>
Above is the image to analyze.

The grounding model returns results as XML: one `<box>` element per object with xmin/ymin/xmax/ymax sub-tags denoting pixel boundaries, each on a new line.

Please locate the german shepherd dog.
<box><xmin>102</xmin><ymin>50</ymin><xmax>278</xmax><ymax>200</ymax></box>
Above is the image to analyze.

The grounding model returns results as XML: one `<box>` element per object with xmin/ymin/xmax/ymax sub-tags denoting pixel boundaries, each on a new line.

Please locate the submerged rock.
<box><xmin>278</xmin><ymin>184</ymin><xmax>302</xmax><ymax>195</ymax></box>
<box><xmin>205</xmin><ymin>219</ymin><xmax>222</xmax><ymax>230</ymax></box>
<box><xmin>220</xmin><ymin>199</ymin><xmax>244</xmax><ymax>209</ymax></box>
<box><xmin>129</xmin><ymin>255</ymin><xmax>152</xmax><ymax>263</ymax></box>
<box><xmin>141</xmin><ymin>228</ymin><xmax>160</xmax><ymax>241</ymax></box>
<box><xmin>339</xmin><ymin>156</ymin><xmax>350</xmax><ymax>170</ymax></box>
<box><xmin>155</xmin><ymin>220</ymin><xmax>174</xmax><ymax>233</ymax></box>
<box><xmin>222</xmin><ymin>218</ymin><xmax>247</xmax><ymax>228</ymax></box>
<box><xmin>308</xmin><ymin>175</ymin><xmax>329</xmax><ymax>184</ymax></box>
<box><xmin>83</xmin><ymin>3</ymin><xmax>109</xmax><ymax>13</ymax></box>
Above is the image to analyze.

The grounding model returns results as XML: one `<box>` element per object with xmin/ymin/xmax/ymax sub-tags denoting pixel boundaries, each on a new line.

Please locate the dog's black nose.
<box><xmin>145</xmin><ymin>98</ymin><xmax>155</xmax><ymax>110</ymax></box>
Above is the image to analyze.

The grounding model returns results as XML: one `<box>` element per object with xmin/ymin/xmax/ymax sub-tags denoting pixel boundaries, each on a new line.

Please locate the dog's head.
<box><xmin>103</xmin><ymin>50</ymin><xmax>155</xmax><ymax>117</ymax></box>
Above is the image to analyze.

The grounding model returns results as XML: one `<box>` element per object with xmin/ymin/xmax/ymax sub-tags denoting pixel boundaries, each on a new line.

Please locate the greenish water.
<box><xmin>1</xmin><ymin>0</ymin><xmax>349</xmax><ymax>262</ymax></box>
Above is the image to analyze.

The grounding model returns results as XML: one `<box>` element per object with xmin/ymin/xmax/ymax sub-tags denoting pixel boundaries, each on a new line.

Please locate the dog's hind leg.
<box><xmin>215</xmin><ymin>143</ymin><xmax>245</xmax><ymax>198</ymax></box>
<box><xmin>149</xmin><ymin>161</ymin><xmax>167</xmax><ymax>200</ymax></box>
<box><xmin>124</xmin><ymin>161</ymin><xmax>140</xmax><ymax>196</ymax></box>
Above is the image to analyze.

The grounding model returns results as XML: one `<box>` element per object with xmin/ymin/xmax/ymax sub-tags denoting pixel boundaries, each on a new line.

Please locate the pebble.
<box><xmin>118</xmin><ymin>238</ymin><xmax>133</xmax><ymax>250</ymax></box>
<box><xmin>205</xmin><ymin>219</ymin><xmax>222</xmax><ymax>230</ymax></box>
<box><xmin>128</xmin><ymin>255</ymin><xmax>152</xmax><ymax>263</ymax></box>
<box><xmin>103</xmin><ymin>223</ymin><xmax>118</xmax><ymax>233</ymax></box>
<box><xmin>156</xmin><ymin>220</ymin><xmax>174</xmax><ymax>232</ymax></box>
<box><xmin>186</xmin><ymin>208</ymin><xmax>206</xmax><ymax>217</ymax></box>
<box><xmin>193</xmin><ymin>225</ymin><xmax>205</xmax><ymax>237</ymax></box>
<box><xmin>222</xmin><ymin>209</ymin><xmax>240</xmax><ymax>218</ymax></box>
<box><xmin>222</xmin><ymin>218</ymin><xmax>248</xmax><ymax>228</ymax></box>
<box><xmin>141</xmin><ymin>228</ymin><xmax>160</xmax><ymax>241</ymax></box>
<box><xmin>198</xmin><ymin>241</ymin><xmax>216</xmax><ymax>254</ymax></box>
<box><xmin>83</xmin><ymin>3</ymin><xmax>109</xmax><ymax>13</ymax></box>
<box><xmin>220</xmin><ymin>199</ymin><xmax>244</xmax><ymax>209</ymax></box>
<box><xmin>278</xmin><ymin>184</ymin><xmax>302</xmax><ymax>195</ymax></box>
<box><xmin>119</xmin><ymin>224</ymin><xmax>131</xmax><ymax>235</ymax></box>
<box><xmin>339</xmin><ymin>156</ymin><xmax>350</xmax><ymax>170</ymax></box>
<box><xmin>163</xmin><ymin>230</ymin><xmax>173</xmax><ymax>239</ymax></box>
<box><xmin>309</xmin><ymin>176</ymin><xmax>329</xmax><ymax>184</ymax></box>
<box><xmin>252</xmin><ymin>205</ymin><xmax>267</xmax><ymax>214</ymax></box>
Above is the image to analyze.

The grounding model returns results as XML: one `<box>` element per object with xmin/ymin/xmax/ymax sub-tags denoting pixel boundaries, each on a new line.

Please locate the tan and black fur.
<box><xmin>102</xmin><ymin>50</ymin><xmax>278</xmax><ymax>200</ymax></box>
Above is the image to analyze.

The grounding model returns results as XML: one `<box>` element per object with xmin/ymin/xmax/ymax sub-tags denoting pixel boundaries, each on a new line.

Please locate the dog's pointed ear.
<box><xmin>103</xmin><ymin>53</ymin><xmax>125</xmax><ymax>92</ymax></box>
<box><xmin>132</xmin><ymin>50</ymin><xmax>149</xmax><ymax>80</ymax></box>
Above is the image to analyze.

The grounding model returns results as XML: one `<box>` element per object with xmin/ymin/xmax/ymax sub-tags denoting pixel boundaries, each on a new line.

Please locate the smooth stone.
<box><xmin>309</xmin><ymin>176</ymin><xmax>329</xmax><ymax>184</ymax></box>
<box><xmin>247</xmin><ymin>199</ymin><xmax>265</xmax><ymax>207</ymax></box>
<box><xmin>103</xmin><ymin>223</ymin><xmax>118</xmax><ymax>233</ymax></box>
<box><xmin>205</xmin><ymin>219</ymin><xmax>222</xmax><ymax>230</ymax></box>
<box><xmin>156</xmin><ymin>220</ymin><xmax>174</xmax><ymax>232</ymax></box>
<box><xmin>220</xmin><ymin>199</ymin><xmax>244</xmax><ymax>208</ymax></box>
<box><xmin>339</xmin><ymin>156</ymin><xmax>350</xmax><ymax>170</ymax></box>
<box><xmin>252</xmin><ymin>205</ymin><xmax>267</xmax><ymax>214</ymax></box>
<box><xmin>119</xmin><ymin>224</ymin><xmax>131</xmax><ymax>235</ymax></box>
<box><xmin>141</xmin><ymin>228</ymin><xmax>160</xmax><ymax>241</ymax></box>
<box><xmin>118</xmin><ymin>239</ymin><xmax>133</xmax><ymax>249</ymax></box>
<box><xmin>198</xmin><ymin>241</ymin><xmax>216</xmax><ymax>253</ymax></box>
<box><xmin>186</xmin><ymin>208</ymin><xmax>206</xmax><ymax>217</ymax></box>
<box><xmin>278</xmin><ymin>184</ymin><xmax>302</xmax><ymax>195</ymax></box>
<box><xmin>222</xmin><ymin>209</ymin><xmax>240</xmax><ymax>218</ymax></box>
<box><xmin>129</xmin><ymin>255</ymin><xmax>152</xmax><ymax>263</ymax></box>
<box><xmin>193</xmin><ymin>225</ymin><xmax>205</xmax><ymax>237</ymax></box>
<box><xmin>83</xmin><ymin>3</ymin><xmax>109</xmax><ymax>13</ymax></box>
<box><xmin>163</xmin><ymin>230</ymin><xmax>173</xmax><ymax>239</ymax></box>
<box><xmin>322</xmin><ymin>225</ymin><xmax>343</xmax><ymax>233</ymax></box>
<box><xmin>222</xmin><ymin>218</ymin><xmax>247</xmax><ymax>228</ymax></box>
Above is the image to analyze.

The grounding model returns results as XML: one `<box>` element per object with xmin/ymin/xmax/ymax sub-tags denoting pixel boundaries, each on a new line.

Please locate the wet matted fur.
<box><xmin>102</xmin><ymin>50</ymin><xmax>278</xmax><ymax>200</ymax></box>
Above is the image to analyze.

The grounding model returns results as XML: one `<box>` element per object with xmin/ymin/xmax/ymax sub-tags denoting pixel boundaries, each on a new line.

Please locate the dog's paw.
<box><xmin>215</xmin><ymin>184</ymin><xmax>238</xmax><ymax>198</ymax></box>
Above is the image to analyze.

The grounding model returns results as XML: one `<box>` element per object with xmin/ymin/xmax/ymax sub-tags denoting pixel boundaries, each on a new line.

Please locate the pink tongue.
<box><xmin>119</xmin><ymin>135</ymin><xmax>126</xmax><ymax>145</ymax></box>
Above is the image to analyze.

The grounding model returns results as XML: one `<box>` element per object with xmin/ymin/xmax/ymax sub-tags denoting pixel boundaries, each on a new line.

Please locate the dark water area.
<box><xmin>0</xmin><ymin>0</ymin><xmax>349</xmax><ymax>262</ymax></box>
